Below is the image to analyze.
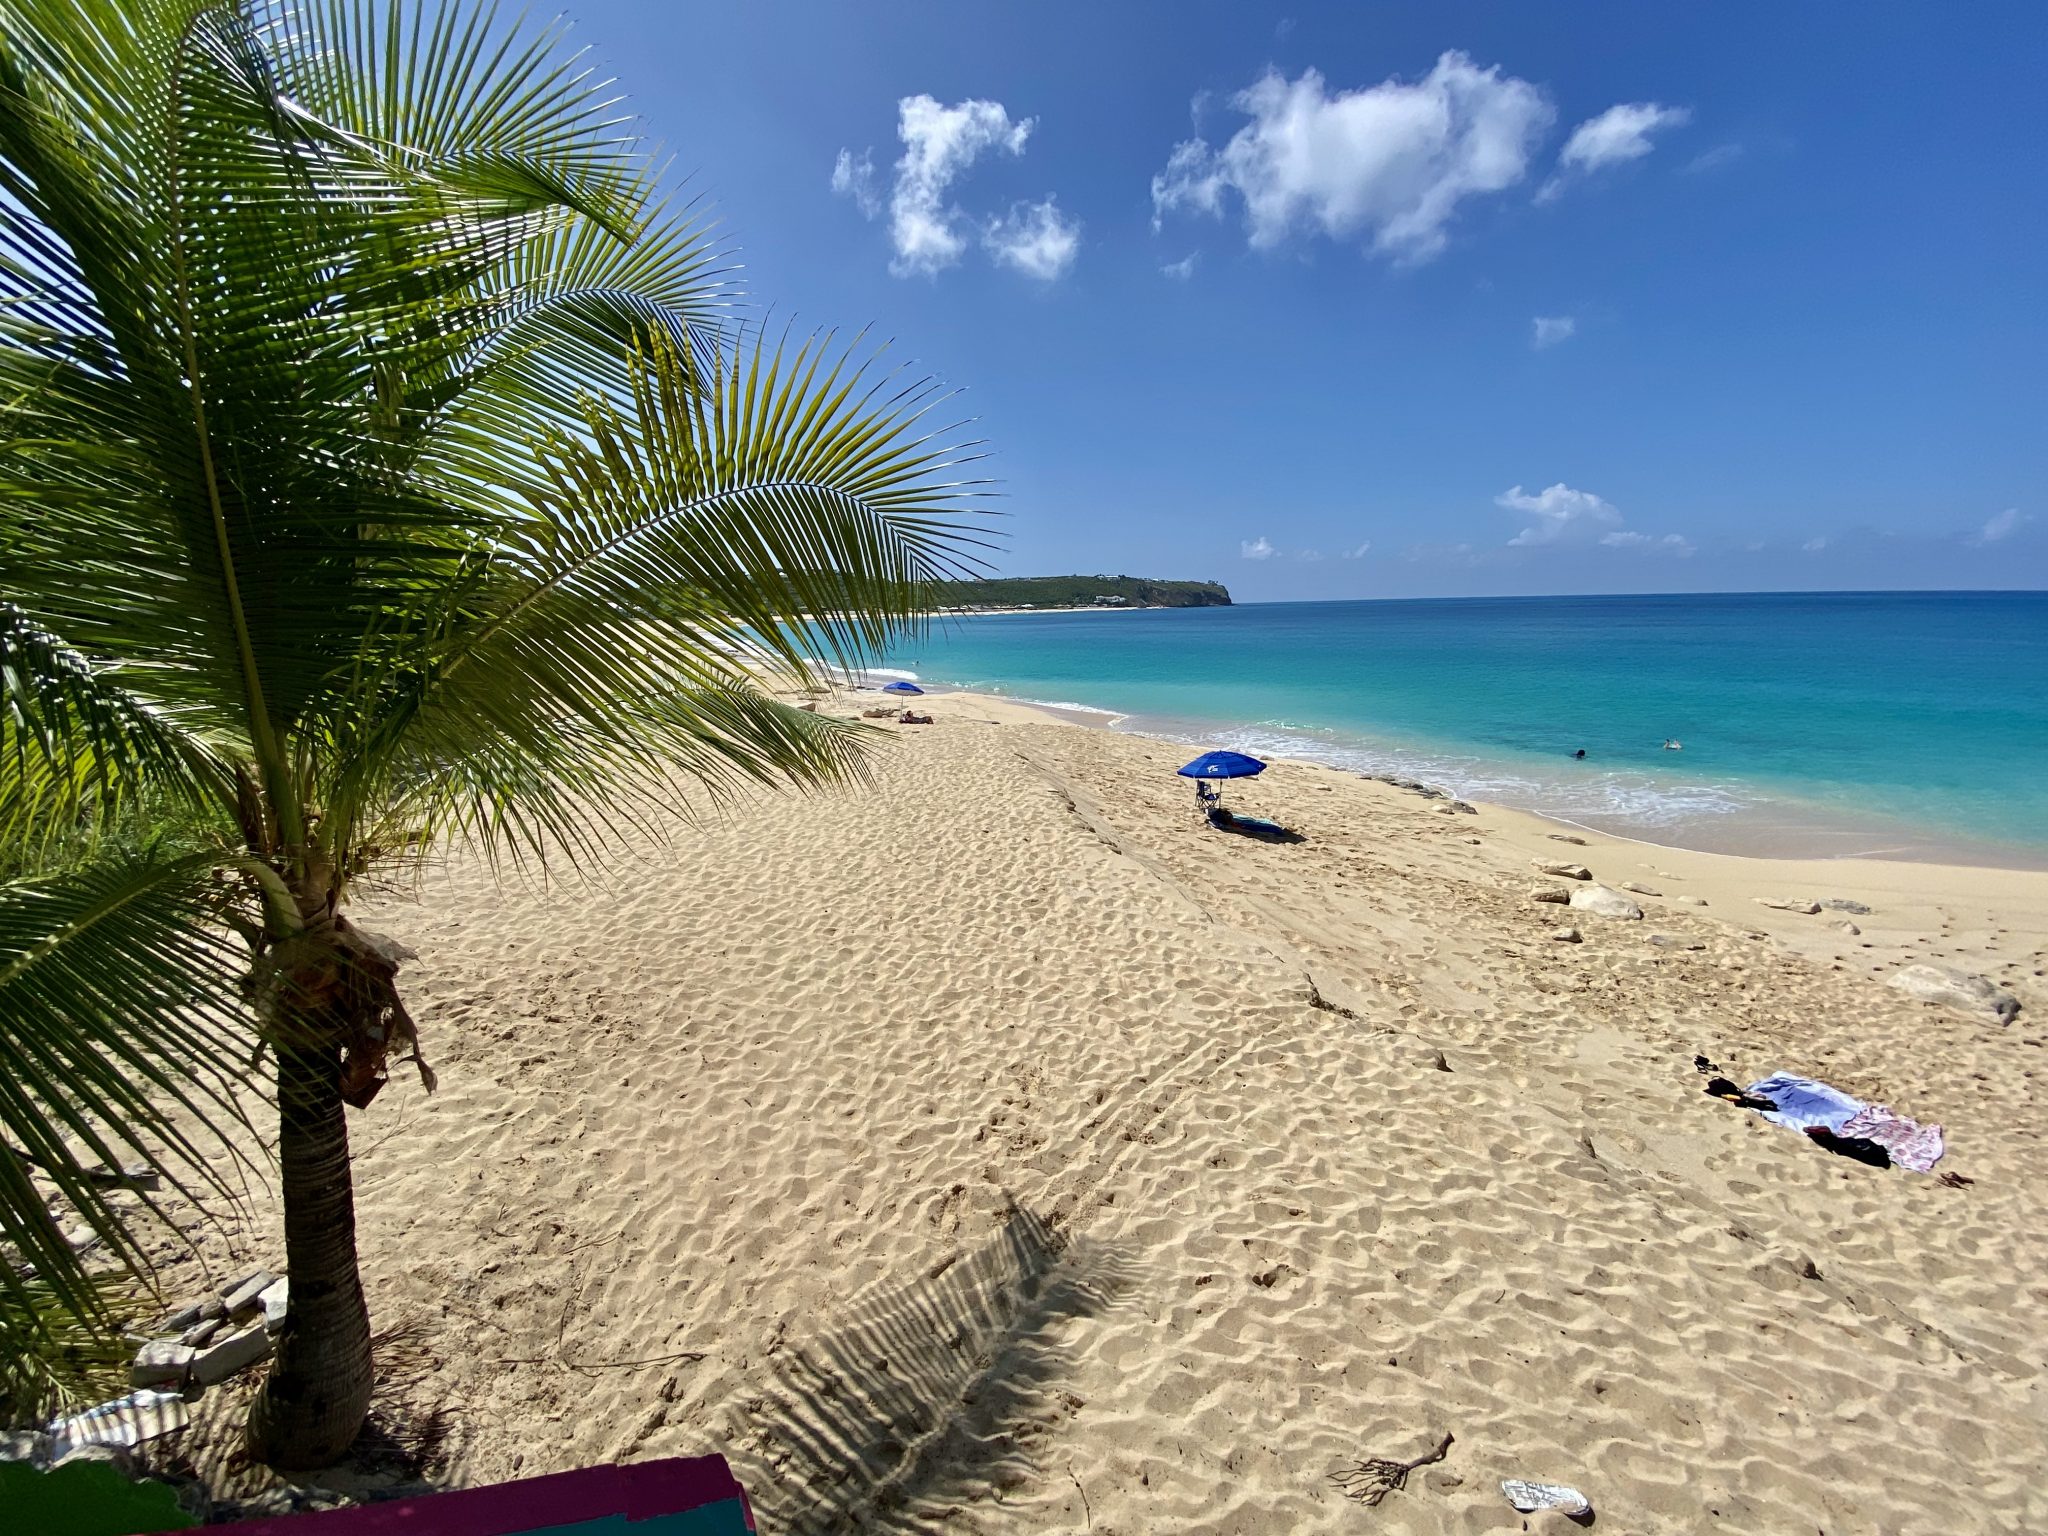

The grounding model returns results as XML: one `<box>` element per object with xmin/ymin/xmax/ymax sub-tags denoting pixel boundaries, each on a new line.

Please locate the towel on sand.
<box><xmin>1744</xmin><ymin>1072</ymin><xmax>1865</xmax><ymax>1133</ymax></box>
<box><xmin>1840</xmin><ymin>1105</ymin><xmax>1946</xmax><ymax>1172</ymax></box>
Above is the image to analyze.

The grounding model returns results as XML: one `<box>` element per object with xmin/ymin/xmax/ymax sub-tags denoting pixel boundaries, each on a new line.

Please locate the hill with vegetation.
<box><xmin>932</xmin><ymin>575</ymin><xmax>1231</xmax><ymax>609</ymax></box>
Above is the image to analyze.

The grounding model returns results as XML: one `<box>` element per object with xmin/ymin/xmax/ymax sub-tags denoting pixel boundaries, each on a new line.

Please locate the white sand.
<box><xmin>154</xmin><ymin>689</ymin><xmax>2048</xmax><ymax>1532</ymax></box>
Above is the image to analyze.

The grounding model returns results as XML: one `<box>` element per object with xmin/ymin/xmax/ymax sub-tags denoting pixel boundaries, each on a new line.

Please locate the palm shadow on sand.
<box><xmin>731</xmin><ymin>1197</ymin><xmax>1134</xmax><ymax>1533</ymax></box>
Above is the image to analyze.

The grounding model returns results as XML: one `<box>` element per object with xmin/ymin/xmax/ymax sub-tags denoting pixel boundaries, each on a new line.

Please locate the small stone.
<box><xmin>1650</xmin><ymin>934</ymin><xmax>1706</xmax><ymax>951</ymax></box>
<box><xmin>190</xmin><ymin>1322</ymin><xmax>272</xmax><ymax>1386</ymax></box>
<box><xmin>1830</xmin><ymin>919</ymin><xmax>1861</xmax><ymax>936</ymax></box>
<box><xmin>1533</xmin><ymin>860</ymin><xmax>1592</xmax><ymax>880</ymax></box>
<box><xmin>1546</xmin><ymin>834</ymin><xmax>1588</xmax><ymax>845</ymax></box>
<box><xmin>257</xmin><ymin>1277</ymin><xmax>289</xmax><ymax>1334</ymax></box>
<box><xmin>199</xmin><ymin>1298</ymin><xmax>227</xmax><ymax>1322</ymax></box>
<box><xmin>162</xmin><ymin>1304</ymin><xmax>202</xmax><ymax>1333</ymax></box>
<box><xmin>217</xmin><ymin>1267</ymin><xmax>270</xmax><ymax>1301</ymax></box>
<box><xmin>180</xmin><ymin>1319</ymin><xmax>222</xmax><ymax>1348</ymax></box>
<box><xmin>1569</xmin><ymin>884</ymin><xmax>1644</xmax><ymax>920</ymax></box>
<box><xmin>129</xmin><ymin>1341</ymin><xmax>195</xmax><ymax>1389</ymax></box>
<box><xmin>1448</xmin><ymin>800</ymin><xmax>1477</xmax><ymax>814</ymax></box>
<box><xmin>1673</xmin><ymin>895</ymin><xmax>1709</xmax><ymax>907</ymax></box>
<box><xmin>1822</xmin><ymin>899</ymin><xmax>1872</xmax><ymax>915</ymax></box>
<box><xmin>1754</xmin><ymin>897</ymin><xmax>1822</xmax><ymax>914</ymax></box>
<box><xmin>221</xmin><ymin>1269</ymin><xmax>275</xmax><ymax>1317</ymax></box>
<box><xmin>1530</xmin><ymin>887</ymin><xmax>1572</xmax><ymax>904</ymax></box>
<box><xmin>1620</xmin><ymin>881</ymin><xmax>1661</xmax><ymax>896</ymax></box>
<box><xmin>1550</xmin><ymin>927</ymin><xmax>1583</xmax><ymax>943</ymax></box>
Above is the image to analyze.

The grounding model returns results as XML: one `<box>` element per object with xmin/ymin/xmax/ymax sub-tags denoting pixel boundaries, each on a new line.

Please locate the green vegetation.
<box><xmin>0</xmin><ymin>0</ymin><xmax>982</xmax><ymax>1466</ymax></box>
<box><xmin>933</xmin><ymin>575</ymin><xmax>1231</xmax><ymax>609</ymax></box>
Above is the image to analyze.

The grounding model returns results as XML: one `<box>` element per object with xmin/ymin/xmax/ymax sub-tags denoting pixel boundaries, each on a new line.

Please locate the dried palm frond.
<box><xmin>1329</xmin><ymin>1430</ymin><xmax>1455</xmax><ymax>1507</ymax></box>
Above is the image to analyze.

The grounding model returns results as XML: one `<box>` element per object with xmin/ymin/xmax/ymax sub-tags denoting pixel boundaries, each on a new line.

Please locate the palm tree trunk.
<box><xmin>244</xmin><ymin>1028</ymin><xmax>374</xmax><ymax>1468</ymax></box>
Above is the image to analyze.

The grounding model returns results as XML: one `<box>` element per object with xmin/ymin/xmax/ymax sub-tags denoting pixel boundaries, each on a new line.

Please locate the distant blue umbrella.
<box><xmin>882</xmin><ymin>680</ymin><xmax>925</xmax><ymax>695</ymax></box>
<box><xmin>1175</xmin><ymin>750</ymin><xmax>1266</xmax><ymax>780</ymax></box>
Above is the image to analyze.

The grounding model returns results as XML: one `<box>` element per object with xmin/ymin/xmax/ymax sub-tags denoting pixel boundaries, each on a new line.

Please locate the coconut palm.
<box><xmin>0</xmin><ymin>0</ymin><xmax>985</xmax><ymax>1466</ymax></box>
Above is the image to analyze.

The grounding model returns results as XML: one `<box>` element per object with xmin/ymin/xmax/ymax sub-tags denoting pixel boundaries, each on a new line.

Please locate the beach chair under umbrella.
<box><xmin>1176</xmin><ymin>749</ymin><xmax>1267</xmax><ymax>815</ymax></box>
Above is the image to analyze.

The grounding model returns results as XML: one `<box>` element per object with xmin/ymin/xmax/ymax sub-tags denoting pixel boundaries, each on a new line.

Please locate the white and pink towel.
<box><xmin>1838</xmin><ymin>1104</ymin><xmax>1946</xmax><ymax>1173</ymax></box>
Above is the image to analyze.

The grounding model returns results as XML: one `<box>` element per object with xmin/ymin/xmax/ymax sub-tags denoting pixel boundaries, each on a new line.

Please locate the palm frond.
<box><xmin>0</xmin><ymin>845</ymin><xmax>259</xmax><ymax>1323</ymax></box>
<box><xmin>0</xmin><ymin>606</ymin><xmax>234</xmax><ymax>858</ymax></box>
<box><xmin>319</xmin><ymin>328</ymin><xmax>993</xmax><ymax>863</ymax></box>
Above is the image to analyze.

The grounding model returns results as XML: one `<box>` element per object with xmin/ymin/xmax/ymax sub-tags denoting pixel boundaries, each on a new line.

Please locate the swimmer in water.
<box><xmin>1573</xmin><ymin>748</ymin><xmax>1586</xmax><ymax>759</ymax></box>
<box><xmin>1663</xmin><ymin>739</ymin><xmax>1683</xmax><ymax>751</ymax></box>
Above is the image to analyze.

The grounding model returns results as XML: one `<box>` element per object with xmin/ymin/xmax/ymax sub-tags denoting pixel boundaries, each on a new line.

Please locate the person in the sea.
<box><xmin>1574</xmin><ymin>748</ymin><xmax>1586</xmax><ymax>759</ymax></box>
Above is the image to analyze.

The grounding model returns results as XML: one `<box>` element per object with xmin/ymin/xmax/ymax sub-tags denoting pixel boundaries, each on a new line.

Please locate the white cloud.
<box><xmin>1341</xmin><ymin>540</ymin><xmax>1372</xmax><ymax>559</ymax></box>
<box><xmin>1600</xmin><ymin>530</ymin><xmax>1695</xmax><ymax>556</ymax></box>
<box><xmin>1531</xmin><ymin>315</ymin><xmax>1576</xmax><ymax>349</ymax></box>
<box><xmin>1498</xmin><ymin>482</ymin><xmax>1623</xmax><ymax>546</ymax></box>
<box><xmin>1240</xmin><ymin>536</ymin><xmax>1276</xmax><ymax>560</ymax></box>
<box><xmin>1498</xmin><ymin>482</ymin><xmax>1690</xmax><ymax>553</ymax></box>
<box><xmin>1160</xmin><ymin>253</ymin><xmax>1198</xmax><ymax>280</ymax></box>
<box><xmin>1802</xmin><ymin>536</ymin><xmax>1829</xmax><ymax>552</ymax></box>
<box><xmin>1150</xmin><ymin>53</ymin><xmax>1553</xmax><ymax>263</ymax></box>
<box><xmin>836</xmin><ymin>95</ymin><xmax>1075</xmax><ymax>279</ymax></box>
<box><xmin>1297</xmin><ymin>548</ymin><xmax>1323</xmax><ymax>561</ymax></box>
<box><xmin>1540</xmin><ymin>101</ymin><xmax>1690</xmax><ymax>200</ymax></box>
<box><xmin>984</xmin><ymin>197</ymin><xmax>1080</xmax><ymax>280</ymax></box>
<box><xmin>1971</xmin><ymin>507</ymin><xmax>2030</xmax><ymax>545</ymax></box>
<box><xmin>830</xmin><ymin>148</ymin><xmax>879</xmax><ymax>217</ymax></box>
<box><xmin>1559</xmin><ymin>102</ymin><xmax>1690</xmax><ymax>172</ymax></box>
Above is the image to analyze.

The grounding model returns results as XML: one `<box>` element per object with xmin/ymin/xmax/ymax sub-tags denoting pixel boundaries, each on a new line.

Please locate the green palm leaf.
<box><xmin>0</xmin><ymin>846</ymin><xmax>259</xmax><ymax>1321</ymax></box>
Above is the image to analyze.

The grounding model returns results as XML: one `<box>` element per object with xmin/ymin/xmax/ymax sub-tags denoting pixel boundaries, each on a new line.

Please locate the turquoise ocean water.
<box><xmin>875</xmin><ymin>592</ymin><xmax>2048</xmax><ymax>865</ymax></box>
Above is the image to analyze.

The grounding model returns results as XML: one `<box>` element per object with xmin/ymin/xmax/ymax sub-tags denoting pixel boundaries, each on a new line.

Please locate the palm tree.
<box><xmin>0</xmin><ymin>0</ymin><xmax>986</xmax><ymax>1467</ymax></box>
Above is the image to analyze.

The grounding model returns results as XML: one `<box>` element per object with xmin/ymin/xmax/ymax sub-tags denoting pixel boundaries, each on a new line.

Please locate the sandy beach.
<box><xmin>149</xmin><ymin>687</ymin><xmax>2048</xmax><ymax>1533</ymax></box>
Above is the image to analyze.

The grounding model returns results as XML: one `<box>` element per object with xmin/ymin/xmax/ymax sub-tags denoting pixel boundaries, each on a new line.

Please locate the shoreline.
<box><xmin>888</xmin><ymin>681</ymin><xmax>2048</xmax><ymax>874</ymax></box>
<box><xmin>872</xmin><ymin>685</ymin><xmax>2048</xmax><ymax>991</ymax></box>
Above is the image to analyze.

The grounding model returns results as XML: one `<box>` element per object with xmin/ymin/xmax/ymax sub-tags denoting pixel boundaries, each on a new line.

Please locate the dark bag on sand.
<box><xmin>1804</xmin><ymin>1126</ymin><xmax>1891</xmax><ymax>1168</ymax></box>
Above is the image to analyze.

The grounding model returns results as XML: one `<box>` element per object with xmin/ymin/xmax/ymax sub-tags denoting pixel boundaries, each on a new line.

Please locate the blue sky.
<box><xmin>568</xmin><ymin>1</ymin><xmax>2044</xmax><ymax>599</ymax></box>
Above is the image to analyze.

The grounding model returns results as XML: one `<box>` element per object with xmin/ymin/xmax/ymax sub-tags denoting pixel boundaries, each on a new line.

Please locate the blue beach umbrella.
<box><xmin>1176</xmin><ymin>750</ymin><xmax>1267</xmax><ymax>815</ymax></box>
<box><xmin>882</xmin><ymin>680</ymin><xmax>925</xmax><ymax>695</ymax></box>
<box><xmin>1175</xmin><ymin>750</ymin><xmax>1266</xmax><ymax>780</ymax></box>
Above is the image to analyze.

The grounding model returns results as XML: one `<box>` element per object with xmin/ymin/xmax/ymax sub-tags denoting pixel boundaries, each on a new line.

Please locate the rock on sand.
<box><xmin>1886</xmin><ymin>964</ymin><xmax>2021</xmax><ymax>1024</ymax></box>
<box><xmin>1570</xmin><ymin>884</ymin><xmax>1644</xmax><ymax>920</ymax></box>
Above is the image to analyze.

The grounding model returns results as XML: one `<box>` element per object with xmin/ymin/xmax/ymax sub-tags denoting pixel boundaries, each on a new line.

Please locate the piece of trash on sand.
<box><xmin>1501</xmin><ymin>1478</ymin><xmax>1591</xmax><ymax>1516</ymax></box>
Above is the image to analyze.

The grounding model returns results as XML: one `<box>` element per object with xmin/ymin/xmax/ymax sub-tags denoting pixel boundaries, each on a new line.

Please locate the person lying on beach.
<box><xmin>898</xmin><ymin>711</ymin><xmax>934</xmax><ymax>725</ymax></box>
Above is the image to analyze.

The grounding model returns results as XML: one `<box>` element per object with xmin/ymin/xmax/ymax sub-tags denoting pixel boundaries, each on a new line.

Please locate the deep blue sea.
<box><xmin>875</xmin><ymin>592</ymin><xmax>2048</xmax><ymax>864</ymax></box>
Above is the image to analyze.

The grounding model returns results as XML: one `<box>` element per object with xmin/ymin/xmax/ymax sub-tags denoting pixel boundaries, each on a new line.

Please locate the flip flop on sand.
<box><xmin>1501</xmin><ymin>1478</ymin><xmax>1592</xmax><ymax>1517</ymax></box>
